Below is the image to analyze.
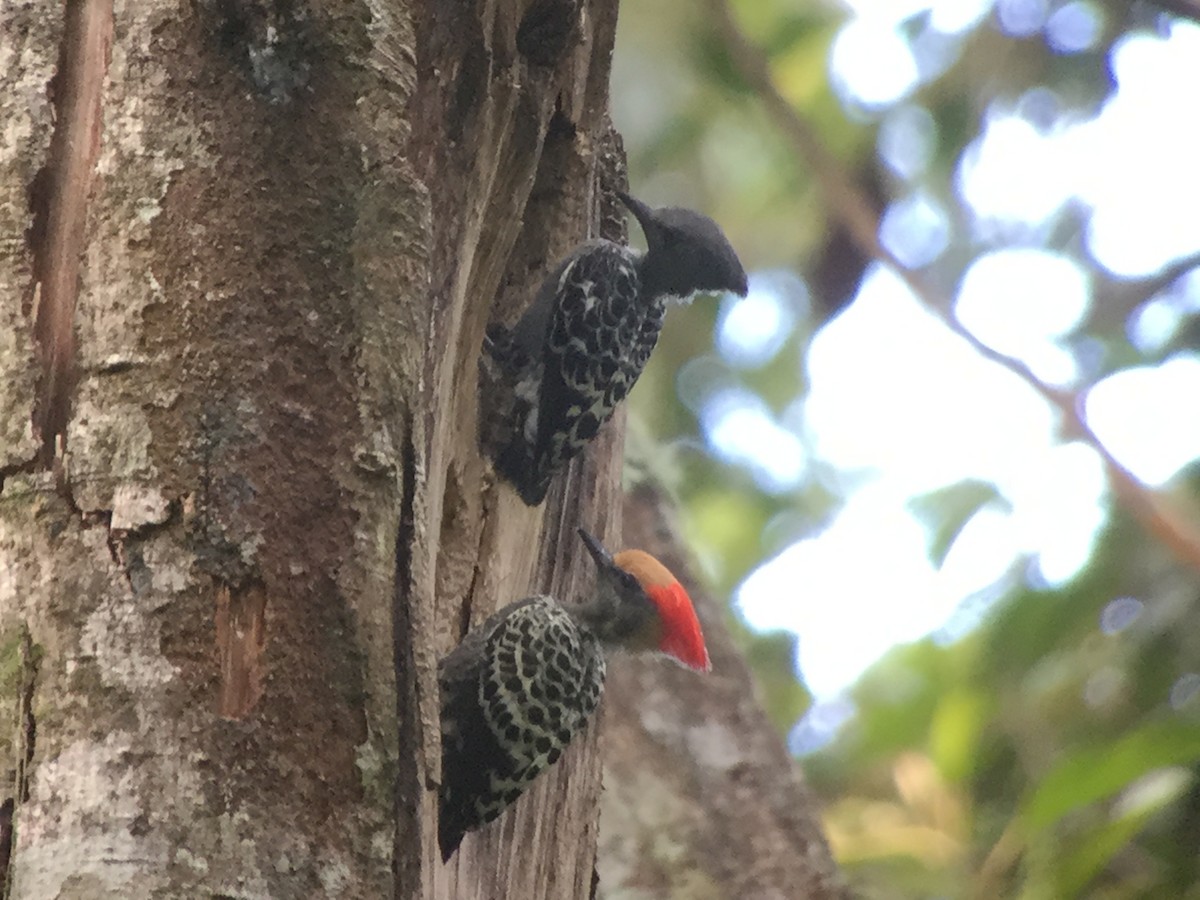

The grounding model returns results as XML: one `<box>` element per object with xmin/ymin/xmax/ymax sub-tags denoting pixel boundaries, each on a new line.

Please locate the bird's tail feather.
<box><xmin>493</xmin><ymin>441</ymin><xmax>550</xmax><ymax>506</ymax></box>
<box><xmin>439</xmin><ymin>815</ymin><xmax>466</xmax><ymax>863</ymax></box>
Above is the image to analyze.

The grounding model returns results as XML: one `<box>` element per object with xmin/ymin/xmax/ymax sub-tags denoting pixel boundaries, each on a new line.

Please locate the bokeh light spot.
<box><xmin>1086</xmin><ymin>354</ymin><xmax>1200</xmax><ymax>485</ymax></box>
<box><xmin>831</xmin><ymin>21</ymin><xmax>919</xmax><ymax>108</ymax></box>
<box><xmin>879</xmin><ymin>105</ymin><xmax>938</xmax><ymax>180</ymax></box>
<box><xmin>1046</xmin><ymin>1</ymin><xmax>1103</xmax><ymax>53</ymax></box>
<box><xmin>880</xmin><ymin>192</ymin><xmax>950</xmax><ymax>268</ymax></box>
<box><xmin>1100</xmin><ymin>596</ymin><xmax>1143</xmax><ymax>635</ymax></box>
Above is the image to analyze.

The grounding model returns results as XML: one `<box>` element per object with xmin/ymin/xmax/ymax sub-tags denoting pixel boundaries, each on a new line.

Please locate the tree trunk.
<box><xmin>0</xmin><ymin>2</ymin><xmax>846</xmax><ymax>898</ymax></box>
<box><xmin>601</xmin><ymin>486</ymin><xmax>853</xmax><ymax>900</ymax></box>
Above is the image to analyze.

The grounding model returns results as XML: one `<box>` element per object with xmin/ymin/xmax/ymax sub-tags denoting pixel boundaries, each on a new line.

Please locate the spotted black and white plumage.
<box><xmin>481</xmin><ymin>192</ymin><xmax>748</xmax><ymax>506</ymax></box>
<box><xmin>438</xmin><ymin>596</ymin><xmax>605</xmax><ymax>862</ymax></box>
<box><xmin>436</xmin><ymin>528</ymin><xmax>709</xmax><ymax>863</ymax></box>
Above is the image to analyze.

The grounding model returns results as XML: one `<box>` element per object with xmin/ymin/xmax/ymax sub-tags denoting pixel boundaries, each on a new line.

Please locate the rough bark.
<box><xmin>1</xmin><ymin>1</ymin><xmax>847</xmax><ymax>898</ymax></box>
<box><xmin>2</xmin><ymin>0</ymin><xmax>627</xmax><ymax>897</ymax></box>
<box><xmin>3</xmin><ymin>1</ymin><xmax>416</xmax><ymax>896</ymax></box>
<box><xmin>600</xmin><ymin>486</ymin><xmax>854</xmax><ymax>900</ymax></box>
<box><xmin>403</xmin><ymin>0</ymin><xmax>629</xmax><ymax>896</ymax></box>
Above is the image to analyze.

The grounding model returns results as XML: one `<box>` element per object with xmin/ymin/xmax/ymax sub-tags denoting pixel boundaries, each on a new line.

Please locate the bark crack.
<box><xmin>1</xmin><ymin>628</ymin><xmax>41</xmax><ymax>899</ymax></box>
<box><xmin>392</xmin><ymin>413</ymin><xmax>423</xmax><ymax>893</ymax></box>
<box><xmin>458</xmin><ymin>557</ymin><xmax>483</xmax><ymax>641</ymax></box>
<box><xmin>28</xmin><ymin>0</ymin><xmax>114</xmax><ymax>468</ymax></box>
<box><xmin>0</xmin><ymin>459</ymin><xmax>37</xmax><ymax>497</ymax></box>
<box><xmin>459</xmin><ymin>485</ymin><xmax>499</xmax><ymax>639</ymax></box>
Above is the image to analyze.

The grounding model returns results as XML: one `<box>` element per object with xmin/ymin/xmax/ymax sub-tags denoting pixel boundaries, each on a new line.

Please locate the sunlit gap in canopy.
<box><xmin>729</xmin><ymin>265</ymin><xmax>1195</xmax><ymax>746</ymax></box>
<box><xmin>685</xmin><ymin>272</ymin><xmax>810</xmax><ymax>493</ymax></box>
<box><xmin>733</xmin><ymin>268</ymin><xmax>1109</xmax><ymax>700</ymax></box>
<box><xmin>679</xmin><ymin>3</ymin><xmax>1200</xmax><ymax>753</ymax></box>
<box><xmin>751</xmin><ymin>326</ymin><xmax>1199</xmax><ymax>750</ymax></box>
<box><xmin>955</xmin><ymin>20</ymin><xmax>1200</xmax><ymax>275</ymax></box>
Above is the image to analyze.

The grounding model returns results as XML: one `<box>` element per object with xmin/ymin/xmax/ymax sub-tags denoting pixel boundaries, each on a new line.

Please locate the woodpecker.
<box><xmin>437</xmin><ymin>527</ymin><xmax>710</xmax><ymax>862</ymax></box>
<box><xmin>482</xmin><ymin>191</ymin><xmax>748</xmax><ymax>506</ymax></box>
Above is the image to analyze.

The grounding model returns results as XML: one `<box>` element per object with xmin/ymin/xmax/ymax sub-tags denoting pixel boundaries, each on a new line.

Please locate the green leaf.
<box><xmin>906</xmin><ymin>480</ymin><xmax>1008</xmax><ymax>566</ymax></box>
<box><xmin>1052</xmin><ymin>769</ymin><xmax>1192</xmax><ymax>895</ymax></box>
<box><xmin>929</xmin><ymin>688</ymin><xmax>987</xmax><ymax>783</ymax></box>
<box><xmin>1021</xmin><ymin>720</ymin><xmax>1200</xmax><ymax>833</ymax></box>
<box><xmin>744</xmin><ymin>630</ymin><xmax>811</xmax><ymax>735</ymax></box>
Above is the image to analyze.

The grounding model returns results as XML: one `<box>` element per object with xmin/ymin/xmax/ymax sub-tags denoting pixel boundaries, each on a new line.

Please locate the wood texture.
<box><xmin>1</xmin><ymin>0</ymin><xmax>629</xmax><ymax>897</ymax></box>
<box><xmin>1</xmin><ymin>1</ymin><xmax>420</xmax><ymax>896</ymax></box>
<box><xmin>404</xmin><ymin>0</ymin><xmax>632</xmax><ymax>894</ymax></box>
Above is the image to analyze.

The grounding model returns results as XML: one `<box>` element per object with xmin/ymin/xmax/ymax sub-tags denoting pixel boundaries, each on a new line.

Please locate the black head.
<box><xmin>576</xmin><ymin>528</ymin><xmax>655</xmax><ymax>647</ymax></box>
<box><xmin>618</xmin><ymin>191</ymin><xmax>749</xmax><ymax>300</ymax></box>
<box><xmin>578</xmin><ymin>528</ymin><xmax>628</xmax><ymax>593</ymax></box>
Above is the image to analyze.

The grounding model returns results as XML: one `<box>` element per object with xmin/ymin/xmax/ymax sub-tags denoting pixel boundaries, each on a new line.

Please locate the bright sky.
<box><xmin>719</xmin><ymin>11</ymin><xmax>1200</xmax><ymax>708</ymax></box>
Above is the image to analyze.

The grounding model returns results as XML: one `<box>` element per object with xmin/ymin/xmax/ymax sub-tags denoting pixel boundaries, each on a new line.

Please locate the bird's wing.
<box><xmin>438</xmin><ymin>598</ymin><xmax>535</xmax><ymax>860</ymax></box>
<box><xmin>437</xmin><ymin>597</ymin><xmax>605</xmax><ymax>860</ymax></box>
<box><xmin>478</xmin><ymin>598</ymin><xmax>606</xmax><ymax>773</ymax></box>
<box><xmin>528</xmin><ymin>241</ymin><xmax>644</xmax><ymax>486</ymax></box>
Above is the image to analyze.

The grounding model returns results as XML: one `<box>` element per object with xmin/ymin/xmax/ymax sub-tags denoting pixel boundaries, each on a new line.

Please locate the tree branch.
<box><xmin>709</xmin><ymin>0</ymin><xmax>1200</xmax><ymax>575</ymax></box>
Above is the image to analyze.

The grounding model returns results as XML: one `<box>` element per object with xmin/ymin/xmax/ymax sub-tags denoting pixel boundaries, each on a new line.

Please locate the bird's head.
<box><xmin>617</xmin><ymin>191</ymin><xmax>748</xmax><ymax>301</ymax></box>
<box><xmin>577</xmin><ymin>528</ymin><xmax>711</xmax><ymax>672</ymax></box>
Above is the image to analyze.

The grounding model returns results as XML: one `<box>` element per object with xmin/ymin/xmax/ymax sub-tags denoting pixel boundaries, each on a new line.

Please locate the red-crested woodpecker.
<box><xmin>437</xmin><ymin>527</ymin><xmax>710</xmax><ymax>862</ymax></box>
<box><xmin>482</xmin><ymin>191</ymin><xmax>748</xmax><ymax>506</ymax></box>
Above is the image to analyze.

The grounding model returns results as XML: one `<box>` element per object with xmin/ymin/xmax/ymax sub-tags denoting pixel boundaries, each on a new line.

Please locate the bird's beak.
<box><xmin>577</xmin><ymin>528</ymin><xmax>614</xmax><ymax>569</ymax></box>
<box><xmin>616</xmin><ymin>190</ymin><xmax>655</xmax><ymax>235</ymax></box>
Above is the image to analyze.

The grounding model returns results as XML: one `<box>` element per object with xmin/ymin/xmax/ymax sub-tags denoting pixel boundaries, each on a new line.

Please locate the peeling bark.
<box><xmin>29</xmin><ymin>0</ymin><xmax>113</xmax><ymax>465</ymax></box>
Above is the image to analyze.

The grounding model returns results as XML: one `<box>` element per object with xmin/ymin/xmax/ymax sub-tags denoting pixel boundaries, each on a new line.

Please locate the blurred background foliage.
<box><xmin>611</xmin><ymin>0</ymin><xmax>1200</xmax><ymax>896</ymax></box>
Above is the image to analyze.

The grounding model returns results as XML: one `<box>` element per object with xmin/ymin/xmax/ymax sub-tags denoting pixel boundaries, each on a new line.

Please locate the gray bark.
<box><xmin>2</xmin><ymin>0</ymin><xmax>625</xmax><ymax>897</ymax></box>
<box><xmin>601</xmin><ymin>487</ymin><xmax>854</xmax><ymax>900</ymax></box>
<box><xmin>3</xmin><ymin>1</ymin><xmax>417</xmax><ymax>896</ymax></box>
